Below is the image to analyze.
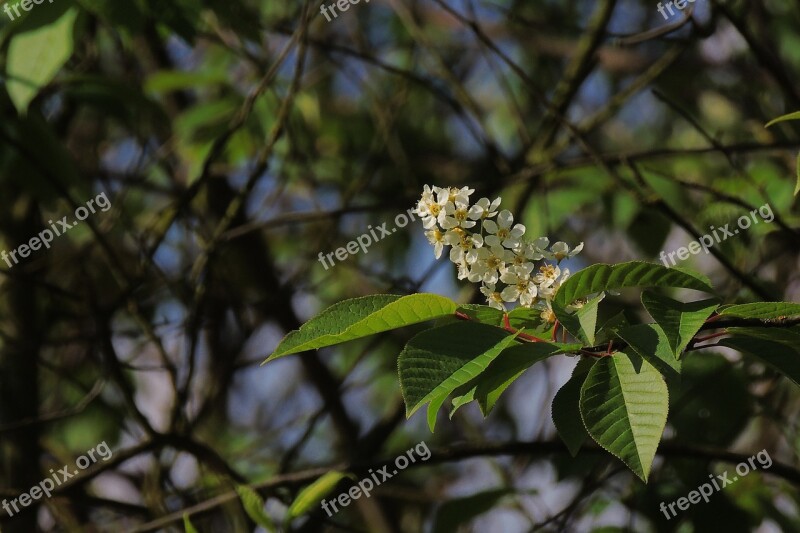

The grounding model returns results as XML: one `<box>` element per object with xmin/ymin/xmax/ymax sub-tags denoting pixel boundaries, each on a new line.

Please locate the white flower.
<box><xmin>480</xmin><ymin>283</ymin><xmax>505</xmax><ymax>311</ymax></box>
<box><xmin>539</xmin><ymin>267</ymin><xmax>570</xmax><ymax>300</ymax></box>
<box><xmin>456</xmin><ymin>260</ymin><xmax>470</xmax><ymax>280</ymax></box>
<box><xmin>526</xmin><ymin>237</ymin><xmax>551</xmax><ymax>261</ymax></box>
<box><xmin>551</xmin><ymin>241</ymin><xmax>584</xmax><ymax>261</ymax></box>
<box><xmin>447</xmin><ymin>186</ymin><xmax>475</xmax><ymax>206</ymax></box>
<box><xmin>414</xmin><ymin>185</ymin><xmax>435</xmax><ymax>210</ymax></box>
<box><xmin>509</xmin><ymin>248</ymin><xmax>535</xmax><ymax>273</ymax></box>
<box><xmin>467</xmin><ymin>244</ymin><xmax>513</xmax><ymax>284</ymax></box>
<box><xmin>441</xmin><ymin>201</ymin><xmax>477</xmax><ymax>230</ymax></box>
<box><xmin>555</xmin><ymin>267</ymin><xmax>570</xmax><ymax>290</ymax></box>
<box><xmin>415</xmin><ymin>186</ymin><xmax>589</xmax><ymax>305</ymax></box>
<box><xmin>415</xmin><ymin>185</ymin><xmax>448</xmax><ymax>229</ymax></box>
<box><xmin>533</xmin><ymin>264</ymin><xmax>561</xmax><ymax>290</ymax></box>
<box><xmin>500</xmin><ymin>268</ymin><xmax>538</xmax><ymax>306</ymax></box>
<box><xmin>483</xmin><ymin>210</ymin><xmax>525</xmax><ymax>249</ymax></box>
<box><xmin>468</xmin><ymin>197</ymin><xmax>501</xmax><ymax>220</ymax></box>
<box><xmin>425</xmin><ymin>228</ymin><xmax>446</xmax><ymax>259</ymax></box>
<box><xmin>536</xmin><ymin>299</ymin><xmax>557</xmax><ymax>324</ymax></box>
<box><xmin>445</xmin><ymin>229</ymin><xmax>482</xmax><ymax>265</ymax></box>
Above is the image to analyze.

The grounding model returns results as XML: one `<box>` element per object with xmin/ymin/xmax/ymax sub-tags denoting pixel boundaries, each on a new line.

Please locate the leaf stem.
<box><xmin>503</xmin><ymin>313</ymin><xmax>547</xmax><ymax>343</ymax></box>
<box><xmin>580</xmin><ymin>349</ymin><xmax>609</xmax><ymax>358</ymax></box>
<box><xmin>693</xmin><ymin>331</ymin><xmax>729</xmax><ymax>343</ymax></box>
<box><xmin>453</xmin><ymin>310</ymin><xmax>548</xmax><ymax>343</ymax></box>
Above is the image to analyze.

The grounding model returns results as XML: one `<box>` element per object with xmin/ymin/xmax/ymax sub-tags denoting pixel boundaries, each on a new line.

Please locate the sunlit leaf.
<box><xmin>267</xmin><ymin>294</ymin><xmax>457</xmax><ymax>361</ymax></box>
<box><xmin>6</xmin><ymin>7</ymin><xmax>79</xmax><ymax>113</ymax></box>
<box><xmin>580</xmin><ymin>352</ymin><xmax>668</xmax><ymax>481</ymax></box>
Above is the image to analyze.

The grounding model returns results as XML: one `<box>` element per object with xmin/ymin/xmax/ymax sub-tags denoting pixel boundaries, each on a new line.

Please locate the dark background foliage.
<box><xmin>1</xmin><ymin>0</ymin><xmax>799</xmax><ymax>531</ymax></box>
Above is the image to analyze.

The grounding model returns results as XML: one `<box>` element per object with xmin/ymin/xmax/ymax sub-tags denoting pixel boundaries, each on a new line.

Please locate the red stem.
<box><xmin>454</xmin><ymin>311</ymin><xmax>548</xmax><ymax>343</ymax></box>
<box><xmin>580</xmin><ymin>349</ymin><xmax>608</xmax><ymax>358</ymax></box>
<box><xmin>455</xmin><ymin>311</ymin><xmax>471</xmax><ymax>321</ymax></box>
<box><xmin>693</xmin><ymin>331</ymin><xmax>729</xmax><ymax>343</ymax></box>
<box><xmin>502</xmin><ymin>313</ymin><xmax>547</xmax><ymax>343</ymax></box>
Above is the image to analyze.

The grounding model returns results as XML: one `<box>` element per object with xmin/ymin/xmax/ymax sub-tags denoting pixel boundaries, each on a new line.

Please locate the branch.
<box><xmin>131</xmin><ymin>440</ymin><xmax>800</xmax><ymax>532</ymax></box>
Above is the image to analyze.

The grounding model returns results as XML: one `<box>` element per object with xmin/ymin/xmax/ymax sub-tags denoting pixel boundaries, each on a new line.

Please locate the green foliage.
<box><xmin>455</xmin><ymin>304</ymin><xmax>505</xmax><ymax>326</ymax></box>
<box><xmin>451</xmin><ymin>341</ymin><xmax>580</xmax><ymax>416</ymax></box>
<box><xmin>267</xmin><ymin>259</ymin><xmax>800</xmax><ymax>482</ymax></box>
<box><xmin>5</xmin><ymin>1</ymin><xmax>800</xmax><ymax>529</ymax></box>
<box><xmin>765</xmin><ymin>110</ymin><xmax>800</xmax><ymax>196</ymax></box>
<box><xmin>236</xmin><ymin>485</ymin><xmax>277</xmax><ymax>531</ymax></box>
<box><xmin>553</xmin><ymin>261</ymin><xmax>714</xmax><ymax>309</ymax></box>
<box><xmin>719</xmin><ymin>335</ymin><xmax>800</xmax><ymax>386</ymax></box>
<box><xmin>398</xmin><ymin>322</ymin><xmax>521</xmax><ymax>431</ymax></box>
<box><xmin>765</xmin><ymin>110</ymin><xmax>800</xmax><ymax>127</ymax></box>
<box><xmin>719</xmin><ymin>302</ymin><xmax>800</xmax><ymax>319</ymax></box>
<box><xmin>5</xmin><ymin>7</ymin><xmax>79</xmax><ymax>113</ymax></box>
<box><xmin>616</xmin><ymin>324</ymin><xmax>681</xmax><ymax>386</ymax></box>
<box><xmin>552</xmin><ymin>359</ymin><xmax>594</xmax><ymax>456</ymax></box>
<box><xmin>580</xmin><ymin>352</ymin><xmax>669</xmax><ymax>482</ymax></box>
<box><xmin>267</xmin><ymin>294</ymin><xmax>457</xmax><ymax>360</ymax></box>
<box><xmin>287</xmin><ymin>472</ymin><xmax>350</xmax><ymax>520</ymax></box>
<box><xmin>556</xmin><ymin>293</ymin><xmax>604</xmax><ymax>345</ymax></box>
<box><xmin>641</xmin><ymin>291</ymin><xmax>719</xmax><ymax>357</ymax></box>
<box><xmin>183</xmin><ymin>514</ymin><xmax>199</xmax><ymax>533</ymax></box>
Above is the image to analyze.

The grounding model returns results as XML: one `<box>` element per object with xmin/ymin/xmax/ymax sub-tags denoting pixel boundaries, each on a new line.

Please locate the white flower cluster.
<box><xmin>414</xmin><ymin>186</ymin><xmax>584</xmax><ymax>319</ymax></box>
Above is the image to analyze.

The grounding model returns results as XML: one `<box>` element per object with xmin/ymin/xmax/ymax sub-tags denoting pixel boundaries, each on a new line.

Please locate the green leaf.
<box><xmin>594</xmin><ymin>311</ymin><xmax>631</xmax><ymax>345</ymax></box>
<box><xmin>507</xmin><ymin>306</ymin><xmax>545</xmax><ymax>330</ymax></box>
<box><xmin>398</xmin><ymin>322</ymin><xmax>519</xmax><ymax>431</ymax></box>
<box><xmin>287</xmin><ymin>471</ymin><xmax>349</xmax><ymax>520</ymax></box>
<box><xmin>616</xmin><ymin>324</ymin><xmax>681</xmax><ymax>386</ymax></box>
<box><xmin>236</xmin><ymin>485</ymin><xmax>277</xmax><ymax>531</ymax></box>
<box><xmin>718</xmin><ymin>336</ymin><xmax>800</xmax><ymax>387</ymax></box>
<box><xmin>641</xmin><ymin>292</ymin><xmax>719</xmax><ymax>357</ymax></box>
<box><xmin>552</xmin><ymin>359</ymin><xmax>595</xmax><ymax>456</ymax></box>
<box><xmin>267</xmin><ymin>294</ymin><xmax>457</xmax><ymax>361</ymax></box>
<box><xmin>455</xmin><ymin>304</ymin><xmax>505</xmax><ymax>326</ymax></box>
<box><xmin>719</xmin><ymin>302</ymin><xmax>800</xmax><ymax>320</ymax></box>
<box><xmin>451</xmin><ymin>341</ymin><xmax>581</xmax><ymax>416</ymax></box>
<box><xmin>555</xmin><ymin>293</ymin><xmax>604</xmax><ymax>345</ymax></box>
<box><xmin>6</xmin><ymin>7</ymin><xmax>79</xmax><ymax>114</ymax></box>
<box><xmin>580</xmin><ymin>352</ymin><xmax>669</xmax><ymax>481</ymax></box>
<box><xmin>183</xmin><ymin>514</ymin><xmax>199</xmax><ymax>533</ymax></box>
<box><xmin>554</xmin><ymin>261</ymin><xmax>713</xmax><ymax>309</ymax></box>
<box><xmin>432</xmin><ymin>489</ymin><xmax>512</xmax><ymax>533</ymax></box>
<box><xmin>765</xmin><ymin>111</ymin><xmax>800</xmax><ymax>128</ymax></box>
<box><xmin>725</xmin><ymin>327</ymin><xmax>800</xmax><ymax>347</ymax></box>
